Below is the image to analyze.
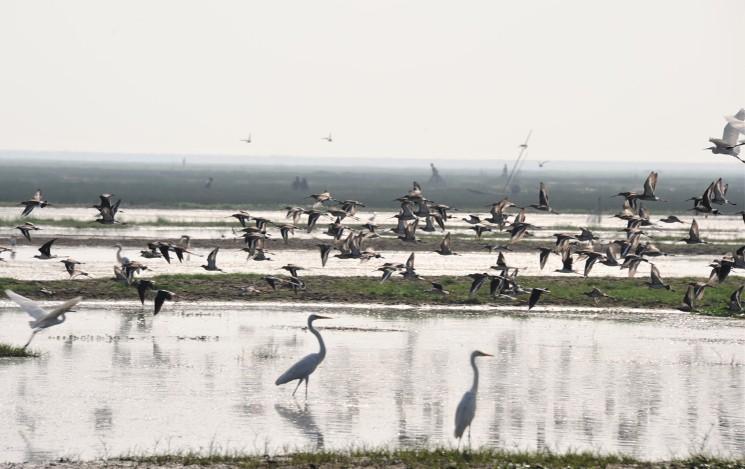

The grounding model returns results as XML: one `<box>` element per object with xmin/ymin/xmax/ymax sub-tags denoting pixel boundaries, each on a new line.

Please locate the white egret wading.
<box><xmin>275</xmin><ymin>314</ymin><xmax>331</xmax><ymax>398</ymax></box>
<box><xmin>454</xmin><ymin>350</ymin><xmax>492</xmax><ymax>447</ymax></box>
<box><xmin>5</xmin><ymin>290</ymin><xmax>82</xmax><ymax>349</ymax></box>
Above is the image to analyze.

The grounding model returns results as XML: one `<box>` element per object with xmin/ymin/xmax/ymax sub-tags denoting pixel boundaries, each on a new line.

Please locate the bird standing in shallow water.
<box><xmin>454</xmin><ymin>350</ymin><xmax>492</xmax><ymax>447</ymax></box>
<box><xmin>275</xmin><ymin>314</ymin><xmax>331</xmax><ymax>399</ymax></box>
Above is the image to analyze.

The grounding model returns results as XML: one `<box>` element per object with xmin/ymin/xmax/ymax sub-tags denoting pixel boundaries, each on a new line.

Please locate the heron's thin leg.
<box><xmin>468</xmin><ymin>426</ymin><xmax>471</xmax><ymax>448</ymax></box>
<box><xmin>291</xmin><ymin>379</ymin><xmax>303</xmax><ymax>396</ymax></box>
<box><xmin>304</xmin><ymin>376</ymin><xmax>309</xmax><ymax>399</ymax></box>
<box><xmin>23</xmin><ymin>330</ymin><xmax>38</xmax><ymax>350</ymax></box>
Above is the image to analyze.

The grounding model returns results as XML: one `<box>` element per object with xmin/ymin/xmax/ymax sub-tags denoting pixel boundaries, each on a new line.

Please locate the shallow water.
<box><xmin>0</xmin><ymin>245</ymin><xmax>736</xmax><ymax>280</ymax></box>
<box><xmin>1</xmin><ymin>206</ymin><xmax>743</xmax><ymax>244</ymax></box>
<box><xmin>0</xmin><ymin>301</ymin><xmax>743</xmax><ymax>462</ymax></box>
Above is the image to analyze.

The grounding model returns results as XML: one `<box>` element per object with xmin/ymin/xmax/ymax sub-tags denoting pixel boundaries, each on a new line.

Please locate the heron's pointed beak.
<box><xmin>482</xmin><ymin>352</ymin><xmax>493</xmax><ymax>357</ymax></box>
<box><xmin>315</xmin><ymin>315</ymin><xmax>332</xmax><ymax>320</ymax></box>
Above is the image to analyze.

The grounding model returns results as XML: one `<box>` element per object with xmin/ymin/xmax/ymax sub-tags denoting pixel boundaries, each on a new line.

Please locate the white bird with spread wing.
<box><xmin>5</xmin><ymin>290</ymin><xmax>82</xmax><ymax>349</ymax></box>
<box><xmin>706</xmin><ymin>109</ymin><xmax>745</xmax><ymax>163</ymax></box>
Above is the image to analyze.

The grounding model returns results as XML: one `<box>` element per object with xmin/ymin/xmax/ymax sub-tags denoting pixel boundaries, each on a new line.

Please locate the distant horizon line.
<box><xmin>0</xmin><ymin>148</ymin><xmax>738</xmax><ymax>172</ymax></box>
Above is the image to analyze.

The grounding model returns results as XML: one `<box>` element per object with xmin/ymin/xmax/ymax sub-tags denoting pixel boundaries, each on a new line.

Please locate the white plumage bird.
<box><xmin>275</xmin><ymin>314</ymin><xmax>331</xmax><ymax>398</ymax></box>
<box><xmin>454</xmin><ymin>350</ymin><xmax>492</xmax><ymax>446</ymax></box>
<box><xmin>5</xmin><ymin>290</ymin><xmax>82</xmax><ymax>349</ymax></box>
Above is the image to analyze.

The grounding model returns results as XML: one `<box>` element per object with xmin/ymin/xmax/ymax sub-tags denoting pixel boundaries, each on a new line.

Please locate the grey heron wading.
<box><xmin>275</xmin><ymin>314</ymin><xmax>331</xmax><ymax>398</ymax></box>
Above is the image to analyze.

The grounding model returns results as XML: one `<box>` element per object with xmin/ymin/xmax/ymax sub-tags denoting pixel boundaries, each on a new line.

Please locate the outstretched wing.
<box><xmin>724</xmin><ymin>110</ymin><xmax>745</xmax><ymax>141</ymax></box>
<box><xmin>643</xmin><ymin>172</ymin><xmax>657</xmax><ymax>197</ymax></box>
<box><xmin>5</xmin><ymin>290</ymin><xmax>48</xmax><ymax>320</ymax></box>
<box><xmin>406</xmin><ymin>252</ymin><xmax>415</xmax><ymax>270</ymax></box>
<box><xmin>38</xmin><ymin>239</ymin><xmax>56</xmax><ymax>257</ymax></box>
<box><xmin>441</xmin><ymin>232</ymin><xmax>451</xmax><ymax>251</ymax></box>
<box><xmin>690</xmin><ymin>219</ymin><xmax>700</xmax><ymax>239</ymax></box>
<box><xmin>650</xmin><ymin>264</ymin><xmax>663</xmax><ymax>284</ymax></box>
<box><xmin>208</xmin><ymin>247</ymin><xmax>219</xmax><ymax>266</ymax></box>
<box><xmin>538</xmin><ymin>182</ymin><xmax>550</xmax><ymax>207</ymax></box>
<box><xmin>47</xmin><ymin>296</ymin><xmax>82</xmax><ymax>320</ymax></box>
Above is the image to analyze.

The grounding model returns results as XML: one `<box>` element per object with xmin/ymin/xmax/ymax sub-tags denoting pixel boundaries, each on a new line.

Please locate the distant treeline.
<box><xmin>0</xmin><ymin>162</ymin><xmax>740</xmax><ymax>212</ymax></box>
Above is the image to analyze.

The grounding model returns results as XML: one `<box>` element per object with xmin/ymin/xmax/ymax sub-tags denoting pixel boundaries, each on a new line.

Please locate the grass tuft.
<box><xmin>0</xmin><ymin>342</ymin><xmax>37</xmax><ymax>358</ymax></box>
<box><xmin>116</xmin><ymin>447</ymin><xmax>745</xmax><ymax>468</ymax></box>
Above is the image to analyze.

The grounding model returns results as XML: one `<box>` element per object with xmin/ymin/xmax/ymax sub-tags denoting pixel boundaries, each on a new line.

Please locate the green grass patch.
<box><xmin>0</xmin><ymin>342</ymin><xmax>37</xmax><ymax>358</ymax></box>
<box><xmin>119</xmin><ymin>448</ymin><xmax>744</xmax><ymax>468</ymax></box>
<box><xmin>1</xmin><ymin>273</ymin><xmax>744</xmax><ymax>318</ymax></box>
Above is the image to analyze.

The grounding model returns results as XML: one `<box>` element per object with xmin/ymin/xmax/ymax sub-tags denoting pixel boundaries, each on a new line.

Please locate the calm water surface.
<box><xmin>0</xmin><ymin>301</ymin><xmax>743</xmax><ymax>462</ymax></box>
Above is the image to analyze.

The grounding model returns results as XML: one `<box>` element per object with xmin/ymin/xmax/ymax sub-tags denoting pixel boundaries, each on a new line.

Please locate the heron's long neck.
<box><xmin>309</xmin><ymin>321</ymin><xmax>326</xmax><ymax>359</ymax></box>
<box><xmin>116</xmin><ymin>247</ymin><xmax>123</xmax><ymax>263</ymax></box>
<box><xmin>470</xmin><ymin>355</ymin><xmax>479</xmax><ymax>393</ymax></box>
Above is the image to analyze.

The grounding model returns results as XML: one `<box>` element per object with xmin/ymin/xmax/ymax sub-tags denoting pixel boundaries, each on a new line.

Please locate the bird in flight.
<box><xmin>241</xmin><ymin>133</ymin><xmax>252</xmax><ymax>143</ymax></box>
<box><xmin>322</xmin><ymin>133</ymin><xmax>333</xmax><ymax>142</ymax></box>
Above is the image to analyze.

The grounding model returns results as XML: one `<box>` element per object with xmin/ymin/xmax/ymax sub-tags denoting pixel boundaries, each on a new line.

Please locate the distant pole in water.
<box><xmin>182</xmin><ymin>157</ymin><xmax>186</xmax><ymax>167</ymax></box>
<box><xmin>587</xmin><ymin>196</ymin><xmax>603</xmax><ymax>225</ymax></box>
<box><xmin>503</xmin><ymin>130</ymin><xmax>532</xmax><ymax>195</ymax></box>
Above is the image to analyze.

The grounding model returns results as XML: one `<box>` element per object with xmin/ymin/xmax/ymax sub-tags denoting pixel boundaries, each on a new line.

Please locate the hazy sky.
<box><xmin>1</xmin><ymin>1</ymin><xmax>744</xmax><ymax>163</ymax></box>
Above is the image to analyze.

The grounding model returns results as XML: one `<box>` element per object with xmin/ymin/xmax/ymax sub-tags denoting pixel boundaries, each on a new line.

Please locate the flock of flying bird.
<box><xmin>2</xmin><ymin>110</ymin><xmax>745</xmax><ymax>443</ymax></box>
<box><xmin>3</xmin><ymin>172</ymin><xmax>745</xmax><ymax>326</ymax></box>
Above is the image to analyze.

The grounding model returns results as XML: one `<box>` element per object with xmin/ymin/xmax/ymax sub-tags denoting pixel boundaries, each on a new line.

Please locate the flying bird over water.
<box><xmin>528</xmin><ymin>288</ymin><xmax>549</xmax><ymax>310</ymax></box>
<box><xmin>5</xmin><ymin>289</ymin><xmax>81</xmax><ymax>349</ymax></box>
<box><xmin>529</xmin><ymin>182</ymin><xmax>559</xmax><ymax>214</ymax></box>
<box><xmin>34</xmin><ymin>239</ymin><xmax>58</xmax><ymax>260</ymax></box>
<box><xmin>154</xmin><ymin>290</ymin><xmax>175</xmax><ymax>315</ymax></box>
<box><xmin>706</xmin><ymin>109</ymin><xmax>745</xmax><ymax>163</ymax></box>
<box><xmin>136</xmin><ymin>280</ymin><xmax>156</xmax><ymax>305</ymax></box>
<box><xmin>646</xmin><ymin>264</ymin><xmax>671</xmax><ymax>290</ymax></box>
<box><xmin>20</xmin><ymin>189</ymin><xmax>50</xmax><ymax>217</ymax></box>
<box><xmin>60</xmin><ymin>258</ymin><xmax>89</xmax><ymax>279</ymax></box>
<box><xmin>659</xmin><ymin>215</ymin><xmax>684</xmax><ymax>224</ymax></box>
<box><xmin>681</xmin><ymin>219</ymin><xmax>706</xmax><ymax>244</ymax></box>
<box><xmin>201</xmin><ymin>248</ymin><xmax>223</xmax><ymax>271</ymax></box>
<box><xmin>241</xmin><ymin>133</ymin><xmax>252</xmax><ymax>143</ymax></box>
<box><xmin>16</xmin><ymin>222</ymin><xmax>40</xmax><ymax>242</ymax></box>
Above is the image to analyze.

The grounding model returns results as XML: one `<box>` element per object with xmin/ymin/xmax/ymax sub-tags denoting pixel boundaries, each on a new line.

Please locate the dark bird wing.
<box><xmin>468</xmin><ymin>275</ymin><xmax>487</xmax><ymax>296</ymax></box>
<box><xmin>154</xmin><ymin>290</ymin><xmax>174</xmax><ymax>315</ymax></box>
<box><xmin>690</xmin><ymin>219</ymin><xmax>700</xmax><ymax>241</ymax></box>
<box><xmin>405</xmin><ymin>252</ymin><xmax>415</xmax><ymax>270</ymax></box>
<box><xmin>158</xmin><ymin>244</ymin><xmax>172</xmax><ymax>263</ymax></box>
<box><xmin>538</xmin><ymin>182</ymin><xmax>550</xmax><ymax>207</ymax></box>
<box><xmin>643</xmin><ymin>171</ymin><xmax>657</xmax><ymax>197</ymax></box>
<box><xmin>528</xmin><ymin>289</ymin><xmax>544</xmax><ymax>310</ymax></box>
<box><xmin>538</xmin><ymin>249</ymin><xmax>550</xmax><ymax>270</ymax></box>
<box><xmin>38</xmin><ymin>239</ymin><xmax>56</xmax><ymax>257</ymax></box>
